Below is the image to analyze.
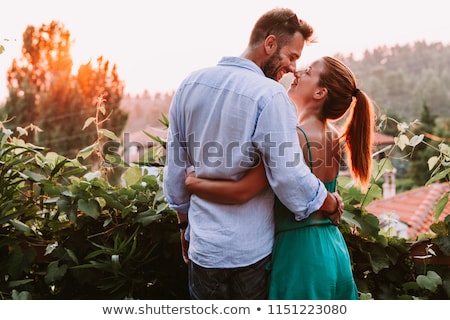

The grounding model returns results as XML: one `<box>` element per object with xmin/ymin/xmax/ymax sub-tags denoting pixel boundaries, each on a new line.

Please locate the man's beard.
<box><xmin>261</xmin><ymin>53</ymin><xmax>282</xmax><ymax>81</ymax></box>
<box><xmin>261</xmin><ymin>54</ymin><xmax>279</xmax><ymax>81</ymax></box>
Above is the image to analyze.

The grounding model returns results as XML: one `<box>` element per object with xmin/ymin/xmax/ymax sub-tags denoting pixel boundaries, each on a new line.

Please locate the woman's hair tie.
<box><xmin>352</xmin><ymin>88</ymin><xmax>360</xmax><ymax>97</ymax></box>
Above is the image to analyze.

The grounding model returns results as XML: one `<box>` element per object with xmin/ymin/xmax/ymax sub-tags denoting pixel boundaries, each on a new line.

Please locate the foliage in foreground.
<box><xmin>0</xmin><ymin>110</ymin><xmax>187</xmax><ymax>299</ymax></box>
<box><xmin>338</xmin><ymin>115</ymin><xmax>450</xmax><ymax>299</ymax></box>
<box><xmin>0</xmin><ymin>111</ymin><xmax>449</xmax><ymax>300</ymax></box>
<box><xmin>339</xmin><ymin>175</ymin><xmax>450</xmax><ymax>300</ymax></box>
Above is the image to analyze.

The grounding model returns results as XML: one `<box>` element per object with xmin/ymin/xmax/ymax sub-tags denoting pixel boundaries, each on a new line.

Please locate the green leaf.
<box><xmin>154</xmin><ymin>188</ymin><xmax>167</xmax><ymax>203</ymax></box>
<box><xmin>395</xmin><ymin>134</ymin><xmax>409</xmax><ymax>150</ymax></box>
<box><xmin>426</xmin><ymin>168</ymin><xmax>450</xmax><ymax>185</ymax></box>
<box><xmin>361</xmin><ymin>184</ymin><xmax>382</xmax><ymax>208</ymax></box>
<box><xmin>105</xmin><ymin>154</ymin><xmax>128</xmax><ymax>167</ymax></box>
<box><xmin>367</xmin><ymin>245</ymin><xmax>391</xmax><ymax>273</ymax></box>
<box><xmin>430</xmin><ymin>221</ymin><xmax>447</xmax><ymax>236</ymax></box>
<box><xmin>45</xmin><ymin>242</ymin><xmax>58</xmax><ymax>256</ymax></box>
<box><xmin>78</xmin><ymin>198</ymin><xmax>101</xmax><ymax>219</ymax></box>
<box><xmin>44</xmin><ymin>261</ymin><xmax>68</xmax><ymax>284</ymax></box>
<box><xmin>0</xmin><ymin>211</ymin><xmax>22</xmax><ymax>227</ymax></box>
<box><xmin>135</xmin><ymin>210</ymin><xmax>162</xmax><ymax>226</ymax></box>
<box><xmin>39</xmin><ymin>151</ymin><xmax>65</xmax><ymax>170</ymax></box>
<box><xmin>416</xmin><ymin>271</ymin><xmax>442</xmax><ymax>292</ymax></box>
<box><xmin>402</xmin><ymin>281</ymin><xmax>420</xmax><ymax>291</ymax></box>
<box><xmin>111</xmin><ymin>254</ymin><xmax>121</xmax><ymax>276</ymax></box>
<box><xmin>434</xmin><ymin>236</ymin><xmax>450</xmax><ymax>255</ymax></box>
<box><xmin>82</xmin><ymin>117</ymin><xmax>96</xmax><ymax>130</ymax></box>
<box><xmin>9</xmin><ymin>219</ymin><xmax>31</xmax><ymax>233</ymax></box>
<box><xmin>122</xmin><ymin>166</ymin><xmax>143</xmax><ymax>187</ymax></box>
<box><xmin>77</xmin><ymin>142</ymin><xmax>99</xmax><ymax>159</ymax></box>
<box><xmin>91</xmin><ymin>178</ymin><xmax>109</xmax><ymax>189</ymax></box>
<box><xmin>358</xmin><ymin>292</ymin><xmax>373</xmax><ymax>300</ymax></box>
<box><xmin>156</xmin><ymin>202</ymin><xmax>169</xmax><ymax>214</ymax></box>
<box><xmin>397</xmin><ymin>122</ymin><xmax>409</xmax><ymax>133</ymax></box>
<box><xmin>354</xmin><ymin>212</ymin><xmax>381</xmax><ymax>238</ymax></box>
<box><xmin>11</xmin><ymin>289</ymin><xmax>33</xmax><ymax>300</ymax></box>
<box><xmin>443</xmin><ymin>276</ymin><xmax>450</xmax><ymax>297</ymax></box>
<box><xmin>372</xmin><ymin>145</ymin><xmax>393</xmax><ymax>159</ymax></box>
<box><xmin>100</xmin><ymin>193</ymin><xmax>125</xmax><ymax>211</ymax></box>
<box><xmin>9</xmin><ymin>280</ymin><xmax>34</xmax><ymax>289</ymax></box>
<box><xmin>409</xmin><ymin>134</ymin><xmax>424</xmax><ymax>147</ymax></box>
<box><xmin>99</xmin><ymin>128</ymin><xmax>119</xmax><ymax>140</ymax></box>
<box><xmin>428</xmin><ymin>156</ymin><xmax>439</xmax><ymax>170</ymax></box>
<box><xmin>340</xmin><ymin>211</ymin><xmax>362</xmax><ymax>230</ymax></box>
<box><xmin>142</xmin><ymin>173</ymin><xmax>159</xmax><ymax>188</ymax></box>
<box><xmin>158</xmin><ymin>112</ymin><xmax>169</xmax><ymax>127</ymax></box>
<box><xmin>439</xmin><ymin>143</ymin><xmax>450</xmax><ymax>156</ymax></box>
<box><xmin>65</xmin><ymin>248</ymin><xmax>79</xmax><ymax>264</ymax></box>
<box><xmin>83</xmin><ymin>248</ymin><xmax>112</xmax><ymax>260</ymax></box>
<box><xmin>22</xmin><ymin>170</ymin><xmax>46</xmax><ymax>182</ymax></box>
<box><xmin>434</xmin><ymin>192</ymin><xmax>449</xmax><ymax>221</ymax></box>
<box><xmin>56</xmin><ymin>196</ymin><xmax>78</xmax><ymax>223</ymax></box>
<box><xmin>49</xmin><ymin>156</ymin><xmax>70</xmax><ymax>178</ymax></box>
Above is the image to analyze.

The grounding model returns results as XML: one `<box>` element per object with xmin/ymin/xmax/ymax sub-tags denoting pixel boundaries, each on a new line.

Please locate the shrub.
<box><xmin>0</xmin><ymin>108</ymin><xmax>188</xmax><ymax>299</ymax></box>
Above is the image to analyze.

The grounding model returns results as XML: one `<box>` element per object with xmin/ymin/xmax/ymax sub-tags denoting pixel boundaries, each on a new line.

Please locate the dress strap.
<box><xmin>296</xmin><ymin>125</ymin><xmax>313</xmax><ymax>172</ymax></box>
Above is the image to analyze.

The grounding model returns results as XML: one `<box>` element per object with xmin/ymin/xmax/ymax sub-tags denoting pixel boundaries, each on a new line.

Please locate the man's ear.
<box><xmin>264</xmin><ymin>35</ymin><xmax>277</xmax><ymax>55</ymax></box>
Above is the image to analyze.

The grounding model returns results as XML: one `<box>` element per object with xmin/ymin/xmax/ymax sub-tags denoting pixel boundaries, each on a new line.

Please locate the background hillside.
<box><xmin>337</xmin><ymin>41</ymin><xmax>450</xmax><ymax>120</ymax></box>
<box><xmin>121</xmin><ymin>40</ymin><xmax>450</xmax><ymax>135</ymax></box>
<box><xmin>121</xmin><ymin>91</ymin><xmax>173</xmax><ymax>134</ymax></box>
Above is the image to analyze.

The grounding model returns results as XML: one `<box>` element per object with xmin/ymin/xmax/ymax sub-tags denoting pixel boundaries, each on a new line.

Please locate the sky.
<box><xmin>1</xmin><ymin>0</ymin><xmax>450</xmax><ymax>101</ymax></box>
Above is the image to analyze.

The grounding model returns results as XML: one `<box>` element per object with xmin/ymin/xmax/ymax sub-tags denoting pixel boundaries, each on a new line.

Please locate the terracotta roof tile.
<box><xmin>373</xmin><ymin>132</ymin><xmax>395</xmax><ymax>145</ymax></box>
<box><xmin>365</xmin><ymin>182</ymin><xmax>450</xmax><ymax>239</ymax></box>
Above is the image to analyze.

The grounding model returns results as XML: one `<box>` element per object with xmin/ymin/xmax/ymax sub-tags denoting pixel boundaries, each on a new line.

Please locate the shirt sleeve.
<box><xmin>253</xmin><ymin>91</ymin><xmax>327</xmax><ymax>220</ymax></box>
<box><xmin>163</xmin><ymin>92</ymin><xmax>191</xmax><ymax>214</ymax></box>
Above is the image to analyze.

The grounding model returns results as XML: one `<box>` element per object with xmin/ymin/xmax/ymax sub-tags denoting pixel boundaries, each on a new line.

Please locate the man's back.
<box><xmin>165</xmin><ymin>56</ymin><xmax>285</xmax><ymax>268</ymax></box>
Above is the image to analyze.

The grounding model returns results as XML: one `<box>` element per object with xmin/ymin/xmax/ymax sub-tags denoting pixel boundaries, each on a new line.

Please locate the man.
<box><xmin>163</xmin><ymin>8</ymin><xmax>342</xmax><ymax>299</ymax></box>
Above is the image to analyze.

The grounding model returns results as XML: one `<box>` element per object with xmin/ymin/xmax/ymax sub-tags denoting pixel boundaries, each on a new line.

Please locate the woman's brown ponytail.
<box><xmin>320</xmin><ymin>56</ymin><xmax>376</xmax><ymax>191</ymax></box>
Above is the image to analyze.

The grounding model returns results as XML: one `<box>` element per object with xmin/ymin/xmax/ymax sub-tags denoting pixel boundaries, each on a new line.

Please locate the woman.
<box><xmin>185</xmin><ymin>56</ymin><xmax>375</xmax><ymax>299</ymax></box>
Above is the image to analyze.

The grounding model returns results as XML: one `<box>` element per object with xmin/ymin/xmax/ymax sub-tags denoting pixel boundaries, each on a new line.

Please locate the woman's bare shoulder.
<box><xmin>326</xmin><ymin>123</ymin><xmax>342</xmax><ymax>142</ymax></box>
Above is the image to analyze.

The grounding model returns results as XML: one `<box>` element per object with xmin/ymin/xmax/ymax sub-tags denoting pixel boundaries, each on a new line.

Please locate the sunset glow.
<box><xmin>1</xmin><ymin>0</ymin><xmax>450</xmax><ymax>101</ymax></box>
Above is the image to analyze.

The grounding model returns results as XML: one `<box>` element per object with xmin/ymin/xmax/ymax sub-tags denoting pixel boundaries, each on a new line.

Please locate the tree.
<box><xmin>0</xmin><ymin>21</ymin><xmax>127</xmax><ymax>158</ymax></box>
<box><xmin>77</xmin><ymin>56</ymin><xmax>128</xmax><ymax>149</ymax></box>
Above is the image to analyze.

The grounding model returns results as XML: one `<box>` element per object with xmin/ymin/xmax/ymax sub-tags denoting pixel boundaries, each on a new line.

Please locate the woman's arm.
<box><xmin>185</xmin><ymin>162</ymin><xmax>268</xmax><ymax>204</ymax></box>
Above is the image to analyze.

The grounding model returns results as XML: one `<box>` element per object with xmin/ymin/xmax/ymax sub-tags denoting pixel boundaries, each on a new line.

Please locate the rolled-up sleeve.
<box><xmin>163</xmin><ymin>94</ymin><xmax>191</xmax><ymax>214</ymax></box>
<box><xmin>253</xmin><ymin>92</ymin><xmax>327</xmax><ymax>220</ymax></box>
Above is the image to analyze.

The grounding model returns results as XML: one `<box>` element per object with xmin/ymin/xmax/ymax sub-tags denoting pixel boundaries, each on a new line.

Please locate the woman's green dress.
<box><xmin>267</xmin><ymin>127</ymin><xmax>358</xmax><ymax>300</ymax></box>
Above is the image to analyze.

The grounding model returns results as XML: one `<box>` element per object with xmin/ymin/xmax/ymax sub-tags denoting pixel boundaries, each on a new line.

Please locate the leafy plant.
<box><xmin>1</xmin><ymin>103</ymin><xmax>450</xmax><ymax>300</ymax></box>
<box><xmin>336</xmin><ymin>115</ymin><xmax>450</xmax><ymax>299</ymax></box>
<box><xmin>0</xmin><ymin>102</ymin><xmax>187</xmax><ymax>299</ymax></box>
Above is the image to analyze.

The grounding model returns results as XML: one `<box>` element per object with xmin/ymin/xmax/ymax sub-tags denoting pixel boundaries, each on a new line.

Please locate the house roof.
<box><xmin>365</xmin><ymin>182</ymin><xmax>450</xmax><ymax>239</ymax></box>
<box><xmin>373</xmin><ymin>132</ymin><xmax>395</xmax><ymax>145</ymax></box>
